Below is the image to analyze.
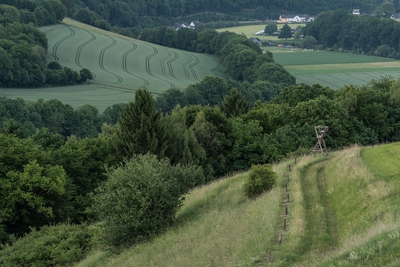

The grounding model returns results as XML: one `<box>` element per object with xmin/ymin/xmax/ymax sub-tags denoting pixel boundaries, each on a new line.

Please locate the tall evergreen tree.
<box><xmin>220</xmin><ymin>88</ymin><xmax>249</xmax><ymax>118</ymax></box>
<box><xmin>278</xmin><ymin>24</ymin><xmax>292</xmax><ymax>39</ymax></box>
<box><xmin>117</xmin><ymin>88</ymin><xmax>166</xmax><ymax>158</ymax></box>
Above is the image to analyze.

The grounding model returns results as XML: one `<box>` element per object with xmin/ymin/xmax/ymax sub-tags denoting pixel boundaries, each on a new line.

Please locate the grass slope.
<box><xmin>76</xmin><ymin>144</ymin><xmax>400</xmax><ymax>267</ymax></box>
<box><xmin>76</xmin><ymin>164</ymin><xmax>288</xmax><ymax>267</ymax></box>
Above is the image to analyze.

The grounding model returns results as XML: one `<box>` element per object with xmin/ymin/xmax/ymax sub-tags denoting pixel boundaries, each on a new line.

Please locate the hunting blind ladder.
<box><xmin>311</xmin><ymin>125</ymin><xmax>329</xmax><ymax>156</ymax></box>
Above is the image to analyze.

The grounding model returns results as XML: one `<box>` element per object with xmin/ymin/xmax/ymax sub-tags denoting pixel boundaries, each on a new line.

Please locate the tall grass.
<box><xmin>77</xmin><ymin>167</ymin><xmax>287</xmax><ymax>267</ymax></box>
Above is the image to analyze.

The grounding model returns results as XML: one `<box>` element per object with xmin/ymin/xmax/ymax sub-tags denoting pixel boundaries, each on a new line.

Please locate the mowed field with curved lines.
<box><xmin>0</xmin><ymin>19</ymin><xmax>224</xmax><ymax>112</ymax></box>
<box><xmin>43</xmin><ymin>20</ymin><xmax>224</xmax><ymax>94</ymax></box>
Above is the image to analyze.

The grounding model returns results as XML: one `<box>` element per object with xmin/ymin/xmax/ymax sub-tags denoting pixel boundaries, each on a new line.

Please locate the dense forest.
<box><xmin>67</xmin><ymin>0</ymin><xmax>383</xmax><ymax>30</ymax></box>
<box><xmin>0</xmin><ymin>3</ymin><xmax>92</xmax><ymax>88</ymax></box>
<box><xmin>304</xmin><ymin>9</ymin><xmax>400</xmax><ymax>58</ymax></box>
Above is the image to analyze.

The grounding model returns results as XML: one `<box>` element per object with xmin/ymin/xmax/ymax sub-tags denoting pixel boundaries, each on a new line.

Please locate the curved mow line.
<box><xmin>75</xmin><ymin>30</ymin><xmax>96</xmax><ymax>69</ymax></box>
<box><xmin>122</xmin><ymin>42</ymin><xmax>149</xmax><ymax>88</ymax></box>
<box><xmin>211</xmin><ymin>61</ymin><xmax>222</xmax><ymax>73</ymax></box>
<box><xmin>145</xmin><ymin>45</ymin><xmax>175</xmax><ymax>89</ymax></box>
<box><xmin>167</xmin><ymin>50</ymin><xmax>179</xmax><ymax>79</ymax></box>
<box><xmin>51</xmin><ymin>25</ymin><xmax>75</xmax><ymax>61</ymax></box>
<box><xmin>188</xmin><ymin>54</ymin><xmax>200</xmax><ymax>81</ymax></box>
<box><xmin>98</xmin><ymin>35</ymin><xmax>123</xmax><ymax>84</ymax></box>
<box><xmin>145</xmin><ymin>46</ymin><xmax>158</xmax><ymax>78</ymax></box>
<box><xmin>181</xmin><ymin>54</ymin><xmax>193</xmax><ymax>80</ymax></box>
<box><xmin>159</xmin><ymin>50</ymin><xmax>172</xmax><ymax>78</ymax></box>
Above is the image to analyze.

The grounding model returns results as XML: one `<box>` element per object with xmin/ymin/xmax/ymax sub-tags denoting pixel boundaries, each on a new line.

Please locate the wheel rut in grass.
<box><xmin>299</xmin><ymin>158</ymin><xmax>339</xmax><ymax>256</ymax></box>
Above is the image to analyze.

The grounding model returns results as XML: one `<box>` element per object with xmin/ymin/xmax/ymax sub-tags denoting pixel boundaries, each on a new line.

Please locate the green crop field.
<box><xmin>219</xmin><ymin>25</ymin><xmax>400</xmax><ymax>89</ymax></box>
<box><xmin>43</xmin><ymin>20</ymin><xmax>225</xmax><ymax>93</ymax></box>
<box><xmin>0</xmin><ymin>19</ymin><xmax>225</xmax><ymax>112</ymax></box>
<box><xmin>267</xmin><ymin>49</ymin><xmax>400</xmax><ymax>89</ymax></box>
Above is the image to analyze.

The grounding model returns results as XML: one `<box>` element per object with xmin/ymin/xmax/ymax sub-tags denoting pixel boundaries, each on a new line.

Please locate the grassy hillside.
<box><xmin>76</xmin><ymin>165</ymin><xmax>288</xmax><ymax>267</ymax></box>
<box><xmin>75</xmin><ymin>143</ymin><xmax>400</xmax><ymax>267</ymax></box>
<box><xmin>272</xmin><ymin>144</ymin><xmax>400</xmax><ymax>266</ymax></box>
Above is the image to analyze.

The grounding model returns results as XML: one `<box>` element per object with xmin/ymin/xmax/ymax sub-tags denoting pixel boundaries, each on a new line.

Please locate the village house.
<box><xmin>278</xmin><ymin>14</ymin><xmax>315</xmax><ymax>23</ymax></box>
<box><xmin>391</xmin><ymin>13</ymin><xmax>400</xmax><ymax>21</ymax></box>
<box><xmin>173</xmin><ymin>21</ymin><xmax>196</xmax><ymax>31</ymax></box>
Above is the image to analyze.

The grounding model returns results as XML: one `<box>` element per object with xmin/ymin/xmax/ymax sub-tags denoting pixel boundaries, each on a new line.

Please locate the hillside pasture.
<box><xmin>77</xmin><ymin>167</ymin><xmax>287</xmax><ymax>267</ymax></box>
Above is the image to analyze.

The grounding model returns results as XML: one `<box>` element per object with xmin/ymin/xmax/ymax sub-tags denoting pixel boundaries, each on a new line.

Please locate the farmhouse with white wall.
<box><xmin>278</xmin><ymin>14</ymin><xmax>315</xmax><ymax>23</ymax></box>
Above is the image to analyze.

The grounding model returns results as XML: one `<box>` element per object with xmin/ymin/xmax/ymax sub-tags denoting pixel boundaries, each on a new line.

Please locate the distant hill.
<box><xmin>72</xmin><ymin>0</ymin><xmax>382</xmax><ymax>28</ymax></box>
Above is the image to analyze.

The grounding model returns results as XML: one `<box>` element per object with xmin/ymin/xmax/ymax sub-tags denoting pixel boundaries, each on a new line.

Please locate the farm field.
<box><xmin>0</xmin><ymin>84</ymin><xmax>134</xmax><ymax>112</ymax></box>
<box><xmin>44</xmin><ymin>19</ymin><xmax>225</xmax><ymax>93</ymax></box>
<box><xmin>219</xmin><ymin>25</ymin><xmax>400</xmax><ymax>89</ymax></box>
<box><xmin>268</xmin><ymin>49</ymin><xmax>400</xmax><ymax>89</ymax></box>
<box><xmin>0</xmin><ymin>18</ymin><xmax>224</xmax><ymax>112</ymax></box>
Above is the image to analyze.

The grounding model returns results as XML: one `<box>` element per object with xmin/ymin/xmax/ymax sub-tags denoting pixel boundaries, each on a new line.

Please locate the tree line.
<box><xmin>67</xmin><ymin>0</ymin><xmax>382</xmax><ymax>31</ymax></box>
<box><xmin>304</xmin><ymin>9</ymin><xmax>400</xmax><ymax>58</ymax></box>
<box><xmin>139</xmin><ymin>27</ymin><xmax>295</xmax><ymax>88</ymax></box>
<box><xmin>0</xmin><ymin>3</ymin><xmax>92</xmax><ymax>88</ymax></box>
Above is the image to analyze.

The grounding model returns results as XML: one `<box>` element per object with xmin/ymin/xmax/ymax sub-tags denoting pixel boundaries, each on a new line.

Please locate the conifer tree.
<box><xmin>117</xmin><ymin>88</ymin><xmax>166</xmax><ymax>158</ymax></box>
<box><xmin>220</xmin><ymin>88</ymin><xmax>249</xmax><ymax>118</ymax></box>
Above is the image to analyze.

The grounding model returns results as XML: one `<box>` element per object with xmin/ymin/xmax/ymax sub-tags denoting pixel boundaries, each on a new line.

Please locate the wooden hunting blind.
<box><xmin>311</xmin><ymin>125</ymin><xmax>329</xmax><ymax>155</ymax></box>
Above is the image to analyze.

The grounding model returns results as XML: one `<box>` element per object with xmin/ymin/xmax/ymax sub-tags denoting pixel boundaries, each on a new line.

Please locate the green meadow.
<box><xmin>218</xmin><ymin>23</ymin><xmax>305</xmax><ymax>41</ymax></box>
<box><xmin>75</xmin><ymin>143</ymin><xmax>400</xmax><ymax>266</ymax></box>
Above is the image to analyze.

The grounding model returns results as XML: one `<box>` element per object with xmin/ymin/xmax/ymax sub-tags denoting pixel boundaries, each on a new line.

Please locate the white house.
<box><xmin>278</xmin><ymin>14</ymin><xmax>315</xmax><ymax>23</ymax></box>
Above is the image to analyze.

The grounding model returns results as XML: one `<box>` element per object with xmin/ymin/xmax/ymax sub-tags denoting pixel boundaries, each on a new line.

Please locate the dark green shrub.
<box><xmin>0</xmin><ymin>224</ymin><xmax>97</xmax><ymax>267</ymax></box>
<box><xmin>91</xmin><ymin>154</ymin><xmax>204</xmax><ymax>247</ymax></box>
<box><xmin>243</xmin><ymin>164</ymin><xmax>277</xmax><ymax>198</ymax></box>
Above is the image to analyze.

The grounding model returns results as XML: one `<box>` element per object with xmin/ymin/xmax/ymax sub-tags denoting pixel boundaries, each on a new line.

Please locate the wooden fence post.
<box><xmin>279</xmin><ymin>234</ymin><xmax>282</xmax><ymax>244</ymax></box>
<box><xmin>287</xmin><ymin>193</ymin><xmax>290</xmax><ymax>202</ymax></box>
<box><xmin>283</xmin><ymin>219</ymin><xmax>286</xmax><ymax>230</ymax></box>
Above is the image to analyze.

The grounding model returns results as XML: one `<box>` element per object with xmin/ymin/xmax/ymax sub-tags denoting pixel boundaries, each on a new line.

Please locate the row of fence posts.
<box><xmin>268</xmin><ymin>157</ymin><xmax>296</xmax><ymax>262</ymax></box>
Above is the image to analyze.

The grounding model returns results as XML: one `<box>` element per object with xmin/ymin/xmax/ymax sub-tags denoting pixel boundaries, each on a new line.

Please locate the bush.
<box><xmin>91</xmin><ymin>154</ymin><xmax>204</xmax><ymax>247</ymax></box>
<box><xmin>243</xmin><ymin>164</ymin><xmax>277</xmax><ymax>198</ymax></box>
<box><xmin>0</xmin><ymin>224</ymin><xmax>97</xmax><ymax>267</ymax></box>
